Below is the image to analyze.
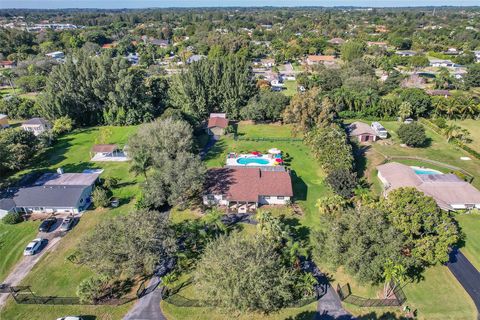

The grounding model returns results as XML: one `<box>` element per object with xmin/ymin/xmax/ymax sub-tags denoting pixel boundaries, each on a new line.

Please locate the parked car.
<box><xmin>404</xmin><ymin>118</ymin><xmax>414</xmax><ymax>124</ymax></box>
<box><xmin>23</xmin><ymin>238</ymin><xmax>44</xmax><ymax>256</ymax></box>
<box><xmin>59</xmin><ymin>217</ymin><xmax>75</xmax><ymax>231</ymax></box>
<box><xmin>38</xmin><ymin>217</ymin><xmax>57</xmax><ymax>232</ymax></box>
<box><xmin>56</xmin><ymin>317</ymin><xmax>83</xmax><ymax>320</ymax></box>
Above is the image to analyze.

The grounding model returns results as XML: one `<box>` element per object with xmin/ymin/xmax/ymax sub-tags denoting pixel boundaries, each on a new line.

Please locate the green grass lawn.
<box><xmin>456</xmin><ymin>212</ymin><xmax>480</xmax><ymax>271</ymax></box>
<box><xmin>205</xmin><ymin>123</ymin><xmax>329</xmax><ymax>229</ymax></box>
<box><xmin>282</xmin><ymin>80</ymin><xmax>298</xmax><ymax>97</ymax></box>
<box><xmin>0</xmin><ymin>221</ymin><xmax>40</xmax><ymax>282</ymax></box>
<box><xmin>1</xmin><ymin>126</ymin><xmax>140</xmax><ymax>319</ymax></box>
<box><xmin>449</xmin><ymin>119</ymin><xmax>480</xmax><ymax>153</ymax></box>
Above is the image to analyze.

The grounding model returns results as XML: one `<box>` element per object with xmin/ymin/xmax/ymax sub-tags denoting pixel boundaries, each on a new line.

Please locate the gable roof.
<box><xmin>22</xmin><ymin>117</ymin><xmax>49</xmax><ymax>126</ymax></box>
<box><xmin>13</xmin><ymin>185</ymin><xmax>88</xmax><ymax>208</ymax></box>
<box><xmin>0</xmin><ymin>198</ymin><xmax>16</xmax><ymax>211</ymax></box>
<box><xmin>34</xmin><ymin>172</ymin><xmax>100</xmax><ymax>187</ymax></box>
<box><xmin>92</xmin><ymin>144</ymin><xmax>118</xmax><ymax>153</ymax></box>
<box><xmin>205</xmin><ymin>167</ymin><xmax>293</xmax><ymax>202</ymax></box>
<box><xmin>208</xmin><ymin>116</ymin><xmax>229</xmax><ymax>129</ymax></box>
<box><xmin>307</xmin><ymin>55</ymin><xmax>336</xmax><ymax>62</ymax></box>
<box><xmin>348</xmin><ymin>121</ymin><xmax>377</xmax><ymax>137</ymax></box>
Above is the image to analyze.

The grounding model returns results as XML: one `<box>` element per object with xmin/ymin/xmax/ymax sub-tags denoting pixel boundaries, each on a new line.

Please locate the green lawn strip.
<box><xmin>0</xmin><ymin>221</ymin><xmax>40</xmax><ymax>282</ymax></box>
<box><xmin>456</xmin><ymin>213</ymin><xmax>480</xmax><ymax>271</ymax></box>
<box><xmin>449</xmin><ymin>119</ymin><xmax>480</xmax><ymax>153</ymax></box>
<box><xmin>403</xmin><ymin>265</ymin><xmax>477</xmax><ymax>320</ymax></box>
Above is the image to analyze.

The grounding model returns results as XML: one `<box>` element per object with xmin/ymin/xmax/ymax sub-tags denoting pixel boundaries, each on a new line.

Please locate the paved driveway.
<box><xmin>446</xmin><ymin>248</ymin><xmax>480</xmax><ymax>313</ymax></box>
<box><xmin>123</xmin><ymin>277</ymin><xmax>166</xmax><ymax>320</ymax></box>
<box><xmin>0</xmin><ymin>215</ymin><xmax>76</xmax><ymax>309</ymax></box>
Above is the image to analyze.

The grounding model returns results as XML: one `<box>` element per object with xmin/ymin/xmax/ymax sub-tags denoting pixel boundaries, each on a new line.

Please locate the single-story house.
<box><xmin>367</xmin><ymin>41</ymin><xmax>388</xmax><ymax>49</ymax></box>
<box><xmin>395</xmin><ymin>50</ymin><xmax>417</xmax><ymax>57</ymax></box>
<box><xmin>186</xmin><ymin>55</ymin><xmax>205</xmax><ymax>64</ymax></box>
<box><xmin>203</xmin><ymin>166</ymin><xmax>293</xmax><ymax>212</ymax></box>
<box><xmin>7</xmin><ymin>171</ymin><xmax>101</xmax><ymax>214</ymax></box>
<box><xmin>429</xmin><ymin>58</ymin><xmax>455</xmax><ymax>68</ymax></box>
<box><xmin>22</xmin><ymin>117</ymin><xmax>51</xmax><ymax>136</ymax></box>
<box><xmin>0</xmin><ymin>114</ymin><xmax>9</xmax><ymax>129</ymax></box>
<box><xmin>377</xmin><ymin>162</ymin><xmax>480</xmax><ymax>211</ymax></box>
<box><xmin>260</xmin><ymin>58</ymin><xmax>275</xmax><ymax>68</ymax></box>
<box><xmin>45</xmin><ymin>51</ymin><xmax>65</xmax><ymax>60</ymax></box>
<box><xmin>207</xmin><ymin>113</ymin><xmax>229</xmax><ymax>136</ymax></box>
<box><xmin>348</xmin><ymin>121</ymin><xmax>377</xmax><ymax>143</ymax></box>
<box><xmin>306</xmin><ymin>55</ymin><xmax>337</xmax><ymax>66</ymax></box>
<box><xmin>0</xmin><ymin>60</ymin><xmax>16</xmax><ymax>68</ymax></box>
<box><xmin>328</xmin><ymin>38</ymin><xmax>345</xmax><ymax>45</ymax></box>
<box><xmin>426</xmin><ymin>89</ymin><xmax>451</xmax><ymax>98</ymax></box>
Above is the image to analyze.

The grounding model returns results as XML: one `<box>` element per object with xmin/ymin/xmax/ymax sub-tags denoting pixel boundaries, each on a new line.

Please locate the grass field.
<box><xmin>205</xmin><ymin>123</ymin><xmax>329</xmax><ymax>228</ymax></box>
<box><xmin>0</xmin><ymin>221</ymin><xmax>40</xmax><ymax>282</ymax></box>
<box><xmin>282</xmin><ymin>80</ymin><xmax>298</xmax><ymax>97</ymax></box>
<box><xmin>456</xmin><ymin>213</ymin><xmax>480</xmax><ymax>271</ymax></box>
<box><xmin>0</xmin><ymin>126</ymin><xmax>140</xmax><ymax>320</ymax></box>
<box><xmin>449</xmin><ymin>119</ymin><xmax>480</xmax><ymax>153</ymax></box>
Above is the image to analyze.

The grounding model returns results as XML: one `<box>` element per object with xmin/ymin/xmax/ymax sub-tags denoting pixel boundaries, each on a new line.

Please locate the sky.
<box><xmin>1</xmin><ymin>0</ymin><xmax>479</xmax><ymax>9</ymax></box>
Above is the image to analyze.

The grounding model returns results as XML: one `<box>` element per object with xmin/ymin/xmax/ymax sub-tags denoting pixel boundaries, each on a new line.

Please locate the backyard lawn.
<box><xmin>0</xmin><ymin>126</ymin><xmax>140</xmax><ymax>320</ymax></box>
<box><xmin>449</xmin><ymin>119</ymin><xmax>480</xmax><ymax>153</ymax></box>
<box><xmin>0</xmin><ymin>221</ymin><xmax>40</xmax><ymax>282</ymax></box>
<box><xmin>456</xmin><ymin>213</ymin><xmax>480</xmax><ymax>271</ymax></box>
<box><xmin>282</xmin><ymin>80</ymin><xmax>298</xmax><ymax>97</ymax></box>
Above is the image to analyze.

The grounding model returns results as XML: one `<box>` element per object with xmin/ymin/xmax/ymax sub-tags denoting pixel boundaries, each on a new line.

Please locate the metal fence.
<box><xmin>234</xmin><ymin>135</ymin><xmax>304</xmax><ymax>142</ymax></box>
<box><xmin>337</xmin><ymin>282</ymin><xmax>406</xmax><ymax>308</ymax></box>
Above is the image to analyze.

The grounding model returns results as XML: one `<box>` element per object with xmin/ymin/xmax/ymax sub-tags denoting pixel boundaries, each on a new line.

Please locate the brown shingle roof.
<box><xmin>307</xmin><ymin>55</ymin><xmax>336</xmax><ymax>62</ymax></box>
<box><xmin>348</xmin><ymin>122</ymin><xmax>377</xmax><ymax>137</ymax></box>
<box><xmin>205</xmin><ymin>167</ymin><xmax>293</xmax><ymax>202</ymax></box>
<box><xmin>208</xmin><ymin>117</ymin><xmax>229</xmax><ymax>129</ymax></box>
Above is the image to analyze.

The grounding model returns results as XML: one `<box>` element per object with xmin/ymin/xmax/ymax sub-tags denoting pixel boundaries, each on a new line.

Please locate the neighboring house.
<box><xmin>395</xmin><ymin>50</ymin><xmax>417</xmax><ymax>57</ymax></box>
<box><xmin>142</xmin><ymin>36</ymin><xmax>170</xmax><ymax>47</ymax></box>
<box><xmin>426</xmin><ymin>89</ymin><xmax>451</xmax><ymax>98</ymax></box>
<box><xmin>203</xmin><ymin>166</ymin><xmax>293</xmax><ymax>212</ymax></box>
<box><xmin>367</xmin><ymin>41</ymin><xmax>388</xmax><ymax>49</ymax></box>
<box><xmin>45</xmin><ymin>51</ymin><xmax>65</xmax><ymax>60</ymax></box>
<box><xmin>0</xmin><ymin>198</ymin><xmax>17</xmax><ymax>219</ymax></box>
<box><xmin>348</xmin><ymin>121</ymin><xmax>378</xmax><ymax>143</ymax></box>
<box><xmin>102</xmin><ymin>42</ymin><xmax>117</xmax><ymax>49</ymax></box>
<box><xmin>260</xmin><ymin>58</ymin><xmax>275</xmax><ymax>68</ymax></box>
<box><xmin>474</xmin><ymin>51</ymin><xmax>480</xmax><ymax>63</ymax></box>
<box><xmin>0</xmin><ymin>114</ymin><xmax>9</xmax><ymax>129</ymax></box>
<box><xmin>328</xmin><ymin>38</ymin><xmax>345</xmax><ymax>45</ymax></box>
<box><xmin>91</xmin><ymin>144</ymin><xmax>120</xmax><ymax>157</ymax></box>
<box><xmin>371</xmin><ymin>121</ymin><xmax>388</xmax><ymax>139</ymax></box>
<box><xmin>4</xmin><ymin>171</ymin><xmax>101</xmax><ymax>215</ymax></box>
<box><xmin>377</xmin><ymin>162</ymin><xmax>480</xmax><ymax>211</ymax></box>
<box><xmin>126</xmin><ymin>53</ymin><xmax>139</xmax><ymax>64</ymax></box>
<box><xmin>207</xmin><ymin>113</ymin><xmax>229</xmax><ymax>136</ymax></box>
<box><xmin>186</xmin><ymin>55</ymin><xmax>205</xmax><ymax>64</ymax></box>
<box><xmin>22</xmin><ymin>117</ymin><xmax>51</xmax><ymax>136</ymax></box>
<box><xmin>0</xmin><ymin>60</ymin><xmax>16</xmax><ymax>68</ymax></box>
<box><xmin>429</xmin><ymin>58</ymin><xmax>455</xmax><ymax>67</ymax></box>
<box><xmin>306</xmin><ymin>55</ymin><xmax>336</xmax><ymax>66</ymax></box>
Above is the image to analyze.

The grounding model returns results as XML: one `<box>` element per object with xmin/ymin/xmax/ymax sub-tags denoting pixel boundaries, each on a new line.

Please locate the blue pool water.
<box><xmin>412</xmin><ymin>168</ymin><xmax>442</xmax><ymax>175</ymax></box>
<box><xmin>236</xmin><ymin>157</ymin><xmax>270</xmax><ymax>165</ymax></box>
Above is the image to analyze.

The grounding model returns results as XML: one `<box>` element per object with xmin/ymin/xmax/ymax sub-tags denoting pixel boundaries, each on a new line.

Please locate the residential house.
<box><xmin>22</xmin><ymin>117</ymin><xmax>51</xmax><ymax>136</ymax></box>
<box><xmin>260</xmin><ymin>58</ymin><xmax>275</xmax><ymax>68</ymax></box>
<box><xmin>1</xmin><ymin>171</ymin><xmax>101</xmax><ymax>215</ymax></box>
<box><xmin>426</xmin><ymin>89</ymin><xmax>451</xmax><ymax>98</ymax></box>
<box><xmin>367</xmin><ymin>41</ymin><xmax>388</xmax><ymax>49</ymax></box>
<box><xmin>429</xmin><ymin>58</ymin><xmax>455</xmax><ymax>68</ymax></box>
<box><xmin>142</xmin><ymin>36</ymin><xmax>170</xmax><ymax>48</ymax></box>
<box><xmin>473</xmin><ymin>51</ymin><xmax>480</xmax><ymax>63</ymax></box>
<box><xmin>207</xmin><ymin>113</ymin><xmax>229</xmax><ymax>136</ymax></box>
<box><xmin>203</xmin><ymin>166</ymin><xmax>293</xmax><ymax>212</ymax></box>
<box><xmin>0</xmin><ymin>60</ymin><xmax>16</xmax><ymax>68</ymax></box>
<box><xmin>186</xmin><ymin>55</ymin><xmax>205</xmax><ymax>64</ymax></box>
<box><xmin>377</xmin><ymin>162</ymin><xmax>480</xmax><ymax>211</ymax></box>
<box><xmin>348</xmin><ymin>121</ymin><xmax>377</xmax><ymax>143</ymax></box>
<box><xmin>306</xmin><ymin>55</ymin><xmax>337</xmax><ymax>66</ymax></box>
<box><xmin>45</xmin><ymin>51</ymin><xmax>65</xmax><ymax>60</ymax></box>
<box><xmin>395</xmin><ymin>50</ymin><xmax>417</xmax><ymax>57</ymax></box>
<box><xmin>102</xmin><ymin>42</ymin><xmax>117</xmax><ymax>49</ymax></box>
<box><xmin>0</xmin><ymin>114</ymin><xmax>9</xmax><ymax>128</ymax></box>
<box><xmin>328</xmin><ymin>38</ymin><xmax>345</xmax><ymax>45</ymax></box>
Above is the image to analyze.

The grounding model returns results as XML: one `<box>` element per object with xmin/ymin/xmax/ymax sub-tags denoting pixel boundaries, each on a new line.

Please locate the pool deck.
<box><xmin>226</xmin><ymin>154</ymin><xmax>277</xmax><ymax>166</ymax></box>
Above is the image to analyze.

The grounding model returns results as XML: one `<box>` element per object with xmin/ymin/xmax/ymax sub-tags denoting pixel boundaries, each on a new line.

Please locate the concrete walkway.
<box><xmin>123</xmin><ymin>276</ymin><xmax>166</xmax><ymax>320</ymax></box>
<box><xmin>446</xmin><ymin>248</ymin><xmax>480</xmax><ymax>314</ymax></box>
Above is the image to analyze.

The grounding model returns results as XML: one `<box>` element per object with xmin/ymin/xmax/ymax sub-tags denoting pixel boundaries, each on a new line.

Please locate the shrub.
<box><xmin>432</xmin><ymin>117</ymin><xmax>447</xmax><ymax>129</ymax></box>
<box><xmin>92</xmin><ymin>187</ymin><xmax>110</xmax><ymax>208</ymax></box>
<box><xmin>397</xmin><ymin>122</ymin><xmax>427</xmax><ymax>147</ymax></box>
<box><xmin>76</xmin><ymin>274</ymin><xmax>111</xmax><ymax>304</ymax></box>
<box><xmin>52</xmin><ymin>116</ymin><xmax>73</xmax><ymax>135</ymax></box>
<box><xmin>325</xmin><ymin>169</ymin><xmax>358</xmax><ymax>199</ymax></box>
<box><xmin>102</xmin><ymin>176</ymin><xmax>118</xmax><ymax>190</ymax></box>
<box><xmin>2</xmin><ymin>211</ymin><xmax>23</xmax><ymax>224</ymax></box>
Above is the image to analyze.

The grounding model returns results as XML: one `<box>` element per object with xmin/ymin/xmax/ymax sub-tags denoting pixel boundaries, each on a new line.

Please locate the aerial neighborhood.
<box><xmin>1</xmin><ymin>4</ymin><xmax>480</xmax><ymax>320</ymax></box>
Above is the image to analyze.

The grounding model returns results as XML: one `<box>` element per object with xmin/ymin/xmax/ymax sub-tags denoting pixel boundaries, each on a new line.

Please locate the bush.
<box><xmin>76</xmin><ymin>274</ymin><xmax>111</xmax><ymax>304</ymax></box>
<box><xmin>52</xmin><ymin>116</ymin><xmax>73</xmax><ymax>135</ymax></box>
<box><xmin>92</xmin><ymin>187</ymin><xmax>110</xmax><ymax>208</ymax></box>
<box><xmin>2</xmin><ymin>211</ymin><xmax>23</xmax><ymax>224</ymax></box>
<box><xmin>325</xmin><ymin>169</ymin><xmax>358</xmax><ymax>199</ymax></box>
<box><xmin>432</xmin><ymin>117</ymin><xmax>447</xmax><ymax>129</ymax></box>
<box><xmin>397</xmin><ymin>122</ymin><xmax>428</xmax><ymax>147</ymax></box>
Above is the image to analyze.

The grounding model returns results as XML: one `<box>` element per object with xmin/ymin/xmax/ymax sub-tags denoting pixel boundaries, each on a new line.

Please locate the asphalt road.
<box><xmin>446</xmin><ymin>248</ymin><xmax>480</xmax><ymax>313</ymax></box>
<box><xmin>123</xmin><ymin>277</ymin><xmax>166</xmax><ymax>320</ymax></box>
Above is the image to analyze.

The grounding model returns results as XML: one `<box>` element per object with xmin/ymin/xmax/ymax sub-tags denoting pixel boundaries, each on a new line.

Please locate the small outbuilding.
<box><xmin>22</xmin><ymin>117</ymin><xmax>51</xmax><ymax>136</ymax></box>
<box><xmin>207</xmin><ymin>113</ymin><xmax>229</xmax><ymax>136</ymax></box>
<box><xmin>348</xmin><ymin>121</ymin><xmax>377</xmax><ymax>143</ymax></box>
<box><xmin>0</xmin><ymin>114</ymin><xmax>9</xmax><ymax>129</ymax></box>
<box><xmin>91</xmin><ymin>144</ymin><xmax>128</xmax><ymax>162</ymax></box>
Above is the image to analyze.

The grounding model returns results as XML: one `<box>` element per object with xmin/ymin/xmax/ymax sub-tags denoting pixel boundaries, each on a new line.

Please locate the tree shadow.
<box><xmin>291</xmin><ymin>170</ymin><xmax>308</xmax><ymax>201</ymax></box>
<box><xmin>282</xmin><ymin>216</ymin><xmax>310</xmax><ymax>243</ymax></box>
<box><xmin>203</xmin><ymin>138</ymin><xmax>227</xmax><ymax>163</ymax></box>
<box><xmin>356</xmin><ymin>311</ymin><xmax>412</xmax><ymax>320</ymax></box>
<box><xmin>285</xmin><ymin>311</ymin><xmax>317</xmax><ymax>320</ymax></box>
<box><xmin>79</xmin><ymin>316</ymin><xmax>96</xmax><ymax>320</ymax></box>
<box><xmin>351</xmin><ymin>143</ymin><xmax>370</xmax><ymax>179</ymax></box>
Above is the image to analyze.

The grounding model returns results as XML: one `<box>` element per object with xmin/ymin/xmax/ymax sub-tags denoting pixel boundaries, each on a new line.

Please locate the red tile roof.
<box><xmin>207</xmin><ymin>117</ymin><xmax>229</xmax><ymax>129</ymax></box>
<box><xmin>205</xmin><ymin>167</ymin><xmax>293</xmax><ymax>202</ymax></box>
<box><xmin>92</xmin><ymin>144</ymin><xmax>118</xmax><ymax>153</ymax></box>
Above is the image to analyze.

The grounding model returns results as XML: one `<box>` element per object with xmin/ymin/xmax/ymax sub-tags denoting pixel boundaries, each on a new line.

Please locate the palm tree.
<box><xmin>129</xmin><ymin>151</ymin><xmax>151</xmax><ymax>181</ymax></box>
<box><xmin>383</xmin><ymin>259</ymin><xmax>407</xmax><ymax>298</ymax></box>
<box><xmin>0</xmin><ymin>69</ymin><xmax>16</xmax><ymax>95</ymax></box>
<box><xmin>316</xmin><ymin>195</ymin><xmax>349</xmax><ymax>216</ymax></box>
<box><xmin>203</xmin><ymin>208</ymin><xmax>227</xmax><ymax>236</ymax></box>
<box><xmin>443</xmin><ymin>124</ymin><xmax>462</xmax><ymax>142</ymax></box>
<box><xmin>297</xmin><ymin>272</ymin><xmax>318</xmax><ymax>297</ymax></box>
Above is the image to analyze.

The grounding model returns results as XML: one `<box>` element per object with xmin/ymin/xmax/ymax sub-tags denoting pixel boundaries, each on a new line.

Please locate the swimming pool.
<box><xmin>411</xmin><ymin>166</ymin><xmax>442</xmax><ymax>175</ymax></box>
<box><xmin>236</xmin><ymin>157</ymin><xmax>271</xmax><ymax>165</ymax></box>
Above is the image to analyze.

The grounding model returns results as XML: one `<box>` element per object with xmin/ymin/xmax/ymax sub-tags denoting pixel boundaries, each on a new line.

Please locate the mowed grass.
<box><xmin>204</xmin><ymin>123</ymin><xmax>329</xmax><ymax>229</ymax></box>
<box><xmin>449</xmin><ymin>119</ymin><xmax>480</xmax><ymax>153</ymax></box>
<box><xmin>456</xmin><ymin>213</ymin><xmax>480</xmax><ymax>271</ymax></box>
<box><xmin>282</xmin><ymin>80</ymin><xmax>298</xmax><ymax>97</ymax></box>
<box><xmin>1</xmin><ymin>126</ymin><xmax>140</xmax><ymax>319</ymax></box>
<box><xmin>0</xmin><ymin>221</ymin><xmax>40</xmax><ymax>282</ymax></box>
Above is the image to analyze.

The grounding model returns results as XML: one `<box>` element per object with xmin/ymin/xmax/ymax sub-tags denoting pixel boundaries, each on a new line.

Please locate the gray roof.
<box><xmin>34</xmin><ymin>172</ymin><xmax>100</xmax><ymax>186</ymax></box>
<box><xmin>0</xmin><ymin>198</ymin><xmax>16</xmax><ymax>211</ymax></box>
<box><xmin>186</xmin><ymin>55</ymin><xmax>205</xmax><ymax>64</ymax></box>
<box><xmin>23</xmin><ymin>117</ymin><xmax>49</xmax><ymax>126</ymax></box>
<box><xmin>13</xmin><ymin>185</ymin><xmax>87</xmax><ymax>208</ymax></box>
<box><xmin>0</xmin><ymin>114</ymin><xmax>7</xmax><ymax>119</ymax></box>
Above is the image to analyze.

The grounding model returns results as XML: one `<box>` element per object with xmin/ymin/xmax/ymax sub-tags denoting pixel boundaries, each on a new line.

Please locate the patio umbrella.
<box><xmin>268</xmin><ymin>148</ymin><xmax>281</xmax><ymax>154</ymax></box>
<box><xmin>275</xmin><ymin>158</ymin><xmax>283</xmax><ymax>163</ymax></box>
<box><xmin>251</xmin><ymin>151</ymin><xmax>261</xmax><ymax>156</ymax></box>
